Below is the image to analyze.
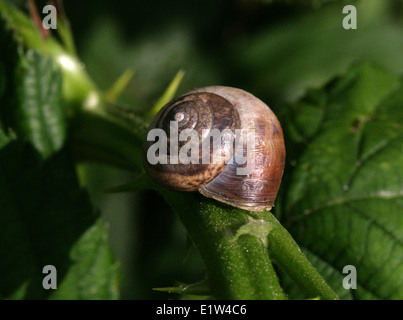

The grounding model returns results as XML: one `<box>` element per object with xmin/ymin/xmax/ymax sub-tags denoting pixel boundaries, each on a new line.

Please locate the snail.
<box><xmin>143</xmin><ymin>86</ymin><xmax>285</xmax><ymax>212</ymax></box>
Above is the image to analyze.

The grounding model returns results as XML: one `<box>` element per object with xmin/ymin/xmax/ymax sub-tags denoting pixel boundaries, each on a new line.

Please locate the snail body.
<box><xmin>143</xmin><ymin>86</ymin><xmax>285</xmax><ymax>212</ymax></box>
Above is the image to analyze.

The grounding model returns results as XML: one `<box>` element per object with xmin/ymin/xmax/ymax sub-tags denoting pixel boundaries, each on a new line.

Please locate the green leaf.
<box><xmin>235</xmin><ymin>1</ymin><xmax>403</xmax><ymax>103</ymax></box>
<box><xmin>281</xmin><ymin>61</ymin><xmax>403</xmax><ymax>299</ymax></box>
<box><xmin>49</xmin><ymin>220</ymin><xmax>120</xmax><ymax>300</ymax></box>
<box><xmin>0</xmin><ymin>143</ymin><xmax>119</xmax><ymax>299</ymax></box>
<box><xmin>0</xmin><ymin>0</ymin><xmax>43</xmax><ymax>51</ymax></box>
<box><xmin>0</xmin><ymin>0</ymin><xmax>100</xmax><ymax>111</ymax></box>
<box><xmin>0</xmin><ymin>18</ymin><xmax>67</xmax><ymax>158</ymax></box>
<box><xmin>13</xmin><ymin>50</ymin><xmax>66</xmax><ymax>158</ymax></box>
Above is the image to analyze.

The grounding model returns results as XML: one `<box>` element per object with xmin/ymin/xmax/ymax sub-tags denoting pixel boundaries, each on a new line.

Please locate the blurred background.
<box><xmin>11</xmin><ymin>0</ymin><xmax>403</xmax><ymax>299</ymax></box>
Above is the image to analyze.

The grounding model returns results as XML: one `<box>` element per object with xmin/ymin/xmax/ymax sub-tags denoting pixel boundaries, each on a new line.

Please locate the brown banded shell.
<box><xmin>143</xmin><ymin>86</ymin><xmax>285</xmax><ymax>212</ymax></box>
<box><xmin>143</xmin><ymin>91</ymin><xmax>240</xmax><ymax>191</ymax></box>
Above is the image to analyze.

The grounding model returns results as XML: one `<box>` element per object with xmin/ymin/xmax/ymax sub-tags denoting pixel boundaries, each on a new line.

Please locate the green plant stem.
<box><xmin>265</xmin><ymin>212</ymin><xmax>339</xmax><ymax>300</ymax></box>
<box><xmin>162</xmin><ymin>192</ymin><xmax>286</xmax><ymax>299</ymax></box>
<box><xmin>73</xmin><ymin>111</ymin><xmax>286</xmax><ymax>298</ymax></box>
<box><xmin>72</xmin><ymin>105</ymin><xmax>286</xmax><ymax>299</ymax></box>
<box><xmin>72</xmin><ymin>104</ymin><xmax>339</xmax><ymax>299</ymax></box>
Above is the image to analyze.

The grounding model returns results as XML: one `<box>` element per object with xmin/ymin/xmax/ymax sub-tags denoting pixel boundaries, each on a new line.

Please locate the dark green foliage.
<box><xmin>0</xmin><ymin>0</ymin><xmax>402</xmax><ymax>300</ymax></box>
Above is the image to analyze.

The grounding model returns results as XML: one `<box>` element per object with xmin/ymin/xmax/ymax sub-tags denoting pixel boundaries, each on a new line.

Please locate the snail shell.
<box><xmin>143</xmin><ymin>86</ymin><xmax>285</xmax><ymax>212</ymax></box>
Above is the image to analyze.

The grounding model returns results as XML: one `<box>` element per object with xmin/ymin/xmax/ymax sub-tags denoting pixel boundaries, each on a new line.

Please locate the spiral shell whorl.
<box><xmin>144</xmin><ymin>92</ymin><xmax>240</xmax><ymax>191</ymax></box>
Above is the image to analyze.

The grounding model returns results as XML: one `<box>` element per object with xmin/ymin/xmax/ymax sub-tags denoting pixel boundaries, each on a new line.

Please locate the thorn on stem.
<box><xmin>51</xmin><ymin>0</ymin><xmax>65</xmax><ymax>19</ymax></box>
<box><xmin>28</xmin><ymin>0</ymin><xmax>51</xmax><ymax>41</ymax></box>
